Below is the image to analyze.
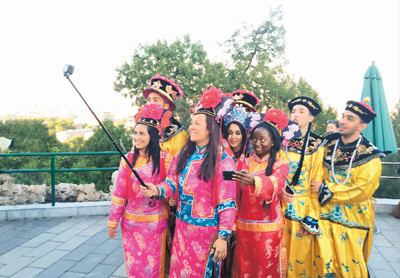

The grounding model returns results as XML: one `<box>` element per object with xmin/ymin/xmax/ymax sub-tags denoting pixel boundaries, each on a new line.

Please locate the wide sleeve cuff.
<box><xmin>301</xmin><ymin>216</ymin><xmax>319</xmax><ymax>234</ymax></box>
<box><xmin>157</xmin><ymin>178</ymin><xmax>177</xmax><ymax>200</ymax></box>
<box><xmin>158</xmin><ymin>185</ymin><xmax>166</xmax><ymax>200</ymax></box>
<box><xmin>110</xmin><ymin>196</ymin><xmax>126</xmax><ymax>206</ymax></box>
<box><xmin>318</xmin><ymin>182</ymin><xmax>334</xmax><ymax>207</ymax></box>
<box><xmin>218</xmin><ymin>229</ymin><xmax>231</xmax><ymax>239</ymax></box>
<box><xmin>107</xmin><ymin>220</ymin><xmax>119</xmax><ymax>228</ymax></box>
<box><xmin>252</xmin><ymin>176</ymin><xmax>262</xmax><ymax>197</ymax></box>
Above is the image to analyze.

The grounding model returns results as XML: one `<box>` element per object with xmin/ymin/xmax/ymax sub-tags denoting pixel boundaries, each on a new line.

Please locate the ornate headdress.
<box><xmin>223</xmin><ymin>106</ymin><xmax>251</xmax><ymax>130</ymax></box>
<box><xmin>345</xmin><ymin>97</ymin><xmax>376</xmax><ymax>123</ymax></box>
<box><xmin>194</xmin><ymin>86</ymin><xmax>231</xmax><ymax>120</ymax></box>
<box><xmin>288</xmin><ymin>96</ymin><xmax>321</xmax><ymax>117</ymax></box>
<box><xmin>262</xmin><ymin>109</ymin><xmax>289</xmax><ymax>136</ymax></box>
<box><xmin>142</xmin><ymin>74</ymin><xmax>183</xmax><ymax>111</ymax></box>
<box><xmin>134</xmin><ymin>104</ymin><xmax>171</xmax><ymax>138</ymax></box>
<box><xmin>231</xmin><ymin>87</ymin><xmax>260</xmax><ymax>112</ymax></box>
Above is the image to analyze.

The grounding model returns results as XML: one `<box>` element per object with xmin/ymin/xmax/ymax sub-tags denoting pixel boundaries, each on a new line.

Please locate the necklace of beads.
<box><xmin>285</xmin><ymin>133</ymin><xmax>310</xmax><ymax>163</ymax></box>
<box><xmin>331</xmin><ymin>135</ymin><xmax>362</xmax><ymax>185</ymax></box>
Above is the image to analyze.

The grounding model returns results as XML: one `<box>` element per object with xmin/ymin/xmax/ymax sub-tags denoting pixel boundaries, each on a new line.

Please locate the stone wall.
<box><xmin>0</xmin><ymin>174</ymin><xmax>113</xmax><ymax>206</ymax></box>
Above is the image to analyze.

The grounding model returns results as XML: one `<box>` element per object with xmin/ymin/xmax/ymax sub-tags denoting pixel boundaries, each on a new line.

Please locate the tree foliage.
<box><xmin>374</xmin><ymin>99</ymin><xmax>400</xmax><ymax>198</ymax></box>
<box><xmin>54</xmin><ymin>120</ymin><xmax>132</xmax><ymax>192</ymax></box>
<box><xmin>114</xmin><ymin>7</ymin><xmax>336</xmax><ymax>131</ymax></box>
<box><xmin>0</xmin><ymin>119</ymin><xmax>131</xmax><ymax>193</ymax></box>
<box><xmin>0</xmin><ymin>119</ymin><xmax>63</xmax><ymax>185</ymax></box>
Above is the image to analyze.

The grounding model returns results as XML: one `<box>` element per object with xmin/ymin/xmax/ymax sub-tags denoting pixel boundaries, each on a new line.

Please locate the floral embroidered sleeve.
<box><xmin>252</xmin><ymin>159</ymin><xmax>290</xmax><ymax>203</ymax></box>
<box><xmin>107</xmin><ymin>154</ymin><xmax>131</xmax><ymax>228</ymax></box>
<box><xmin>319</xmin><ymin>157</ymin><xmax>382</xmax><ymax>206</ymax></box>
<box><xmin>216</xmin><ymin>155</ymin><xmax>237</xmax><ymax>238</ymax></box>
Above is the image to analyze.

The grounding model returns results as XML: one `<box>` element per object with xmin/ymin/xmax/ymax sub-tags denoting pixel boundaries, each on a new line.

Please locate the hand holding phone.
<box><xmin>223</xmin><ymin>170</ymin><xmax>238</xmax><ymax>181</ymax></box>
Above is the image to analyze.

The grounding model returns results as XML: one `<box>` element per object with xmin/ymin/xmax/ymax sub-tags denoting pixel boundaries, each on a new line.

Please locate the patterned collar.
<box><xmin>323</xmin><ymin>133</ymin><xmax>385</xmax><ymax>170</ymax></box>
<box><xmin>286</xmin><ymin>132</ymin><xmax>323</xmax><ymax>155</ymax></box>
<box><xmin>196</xmin><ymin>144</ymin><xmax>208</xmax><ymax>154</ymax></box>
<box><xmin>161</xmin><ymin>116</ymin><xmax>185</xmax><ymax>142</ymax></box>
<box><xmin>138</xmin><ymin>151</ymin><xmax>148</xmax><ymax>158</ymax></box>
<box><xmin>252</xmin><ymin>152</ymin><xmax>270</xmax><ymax>163</ymax></box>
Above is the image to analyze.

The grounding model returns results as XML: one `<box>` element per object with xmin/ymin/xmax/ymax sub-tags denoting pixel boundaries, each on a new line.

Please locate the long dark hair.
<box><xmin>224</xmin><ymin>122</ymin><xmax>247</xmax><ymax>157</ymax></box>
<box><xmin>176</xmin><ymin>115</ymin><xmax>220</xmax><ymax>182</ymax></box>
<box><xmin>250</xmin><ymin>122</ymin><xmax>282</xmax><ymax>176</ymax></box>
<box><xmin>290</xmin><ymin>122</ymin><xmax>311</xmax><ymax>185</ymax></box>
<box><xmin>132</xmin><ymin>124</ymin><xmax>161</xmax><ymax>175</ymax></box>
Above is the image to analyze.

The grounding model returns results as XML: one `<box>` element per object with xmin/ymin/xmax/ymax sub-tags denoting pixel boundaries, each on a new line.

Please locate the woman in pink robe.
<box><xmin>108</xmin><ymin>104</ymin><xmax>173</xmax><ymax>278</ymax></box>
<box><xmin>143</xmin><ymin>87</ymin><xmax>237</xmax><ymax>277</ymax></box>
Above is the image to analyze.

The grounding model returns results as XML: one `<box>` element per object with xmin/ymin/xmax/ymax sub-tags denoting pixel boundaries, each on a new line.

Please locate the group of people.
<box><xmin>107</xmin><ymin>75</ymin><xmax>385</xmax><ymax>278</ymax></box>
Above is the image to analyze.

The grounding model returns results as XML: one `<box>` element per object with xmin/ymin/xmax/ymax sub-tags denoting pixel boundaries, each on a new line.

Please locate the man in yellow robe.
<box><xmin>312</xmin><ymin>99</ymin><xmax>385</xmax><ymax>277</ymax></box>
<box><xmin>281</xmin><ymin>96</ymin><xmax>325</xmax><ymax>277</ymax></box>
<box><xmin>142</xmin><ymin>75</ymin><xmax>188</xmax><ymax>157</ymax></box>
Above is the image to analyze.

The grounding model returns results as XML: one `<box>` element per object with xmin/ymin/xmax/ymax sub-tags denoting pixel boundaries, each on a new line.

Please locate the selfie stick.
<box><xmin>62</xmin><ymin>64</ymin><xmax>156</xmax><ymax>207</ymax></box>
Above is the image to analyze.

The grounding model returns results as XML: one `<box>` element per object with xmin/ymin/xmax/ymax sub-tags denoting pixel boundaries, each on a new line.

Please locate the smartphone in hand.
<box><xmin>223</xmin><ymin>170</ymin><xmax>239</xmax><ymax>181</ymax></box>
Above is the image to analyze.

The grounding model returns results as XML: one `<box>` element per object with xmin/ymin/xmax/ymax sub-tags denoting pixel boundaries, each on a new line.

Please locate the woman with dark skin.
<box><xmin>231</xmin><ymin>109</ymin><xmax>290</xmax><ymax>278</ymax></box>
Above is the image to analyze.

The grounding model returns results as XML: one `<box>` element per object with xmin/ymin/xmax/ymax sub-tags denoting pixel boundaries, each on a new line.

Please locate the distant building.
<box><xmin>73</xmin><ymin>116</ymin><xmax>98</xmax><ymax>127</ymax></box>
<box><xmin>102</xmin><ymin>112</ymin><xmax>115</xmax><ymax>122</ymax></box>
<box><xmin>56</xmin><ymin>129</ymin><xmax>94</xmax><ymax>143</ymax></box>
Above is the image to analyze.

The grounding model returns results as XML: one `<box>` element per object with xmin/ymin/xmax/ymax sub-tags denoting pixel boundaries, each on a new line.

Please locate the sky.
<box><xmin>0</xmin><ymin>0</ymin><xmax>399</xmax><ymax>120</ymax></box>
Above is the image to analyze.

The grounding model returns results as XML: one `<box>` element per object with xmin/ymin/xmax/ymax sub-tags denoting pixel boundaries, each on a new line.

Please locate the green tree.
<box><xmin>222</xmin><ymin>7</ymin><xmax>287</xmax><ymax>108</ymax></box>
<box><xmin>67</xmin><ymin>120</ymin><xmax>132</xmax><ymax>192</ymax></box>
<box><xmin>223</xmin><ymin>8</ymin><xmax>336</xmax><ymax>134</ymax></box>
<box><xmin>113</xmin><ymin>8</ymin><xmax>289</xmax><ymax>129</ymax></box>
<box><xmin>45</xmin><ymin>118</ymin><xmax>76</xmax><ymax>135</ymax></box>
<box><xmin>225</xmin><ymin>7</ymin><xmax>286</xmax><ymax>72</ymax></box>
<box><xmin>114</xmin><ymin>35</ymin><xmax>233</xmax><ymax>128</ymax></box>
<box><xmin>0</xmin><ymin>119</ymin><xmax>131</xmax><ymax>192</ymax></box>
<box><xmin>374</xmin><ymin>100</ymin><xmax>400</xmax><ymax>198</ymax></box>
<box><xmin>0</xmin><ymin>119</ymin><xmax>63</xmax><ymax>185</ymax></box>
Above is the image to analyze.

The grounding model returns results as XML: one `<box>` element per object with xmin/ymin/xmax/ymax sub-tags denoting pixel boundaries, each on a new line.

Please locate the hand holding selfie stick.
<box><xmin>63</xmin><ymin>64</ymin><xmax>156</xmax><ymax>207</ymax></box>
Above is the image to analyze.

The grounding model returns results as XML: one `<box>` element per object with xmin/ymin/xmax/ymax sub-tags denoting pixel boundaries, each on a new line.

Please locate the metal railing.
<box><xmin>380</xmin><ymin>148</ymin><xmax>400</xmax><ymax>180</ymax></box>
<box><xmin>0</xmin><ymin>150</ymin><xmax>399</xmax><ymax>206</ymax></box>
<box><xmin>381</xmin><ymin>160</ymin><xmax>400</xmax><ymax>180</ymax></box>
<box><xmin>0</xmin><ymin>151</ymin><xmax>123</xmax><ymax>206</ymax></box>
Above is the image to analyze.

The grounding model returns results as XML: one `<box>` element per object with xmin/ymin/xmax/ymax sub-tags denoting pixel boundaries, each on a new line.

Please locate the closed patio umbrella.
<box><xmin>361</xmin><ymin>62</ymin><xmax>397</xmax><ymax>155</ymax></box>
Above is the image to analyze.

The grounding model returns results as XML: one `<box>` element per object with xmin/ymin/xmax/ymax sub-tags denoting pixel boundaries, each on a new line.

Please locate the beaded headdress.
<box><xmin>223</xmin><ymin>106</ymin><xmax>251</xmax><ymax>130</ymax></box>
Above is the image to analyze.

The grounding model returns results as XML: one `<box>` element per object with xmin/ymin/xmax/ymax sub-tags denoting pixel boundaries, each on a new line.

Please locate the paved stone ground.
<box><xmin>0</xmin><ymin>213</ymin><xmax>398</xmax><ymax>278</ymax></box>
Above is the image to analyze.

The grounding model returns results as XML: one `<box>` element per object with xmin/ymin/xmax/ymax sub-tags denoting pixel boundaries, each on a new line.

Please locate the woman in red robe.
<box><xmin>232</xmin><ymin>109</ymin><xmax>290</xmax><ymax>278</ymax></box>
